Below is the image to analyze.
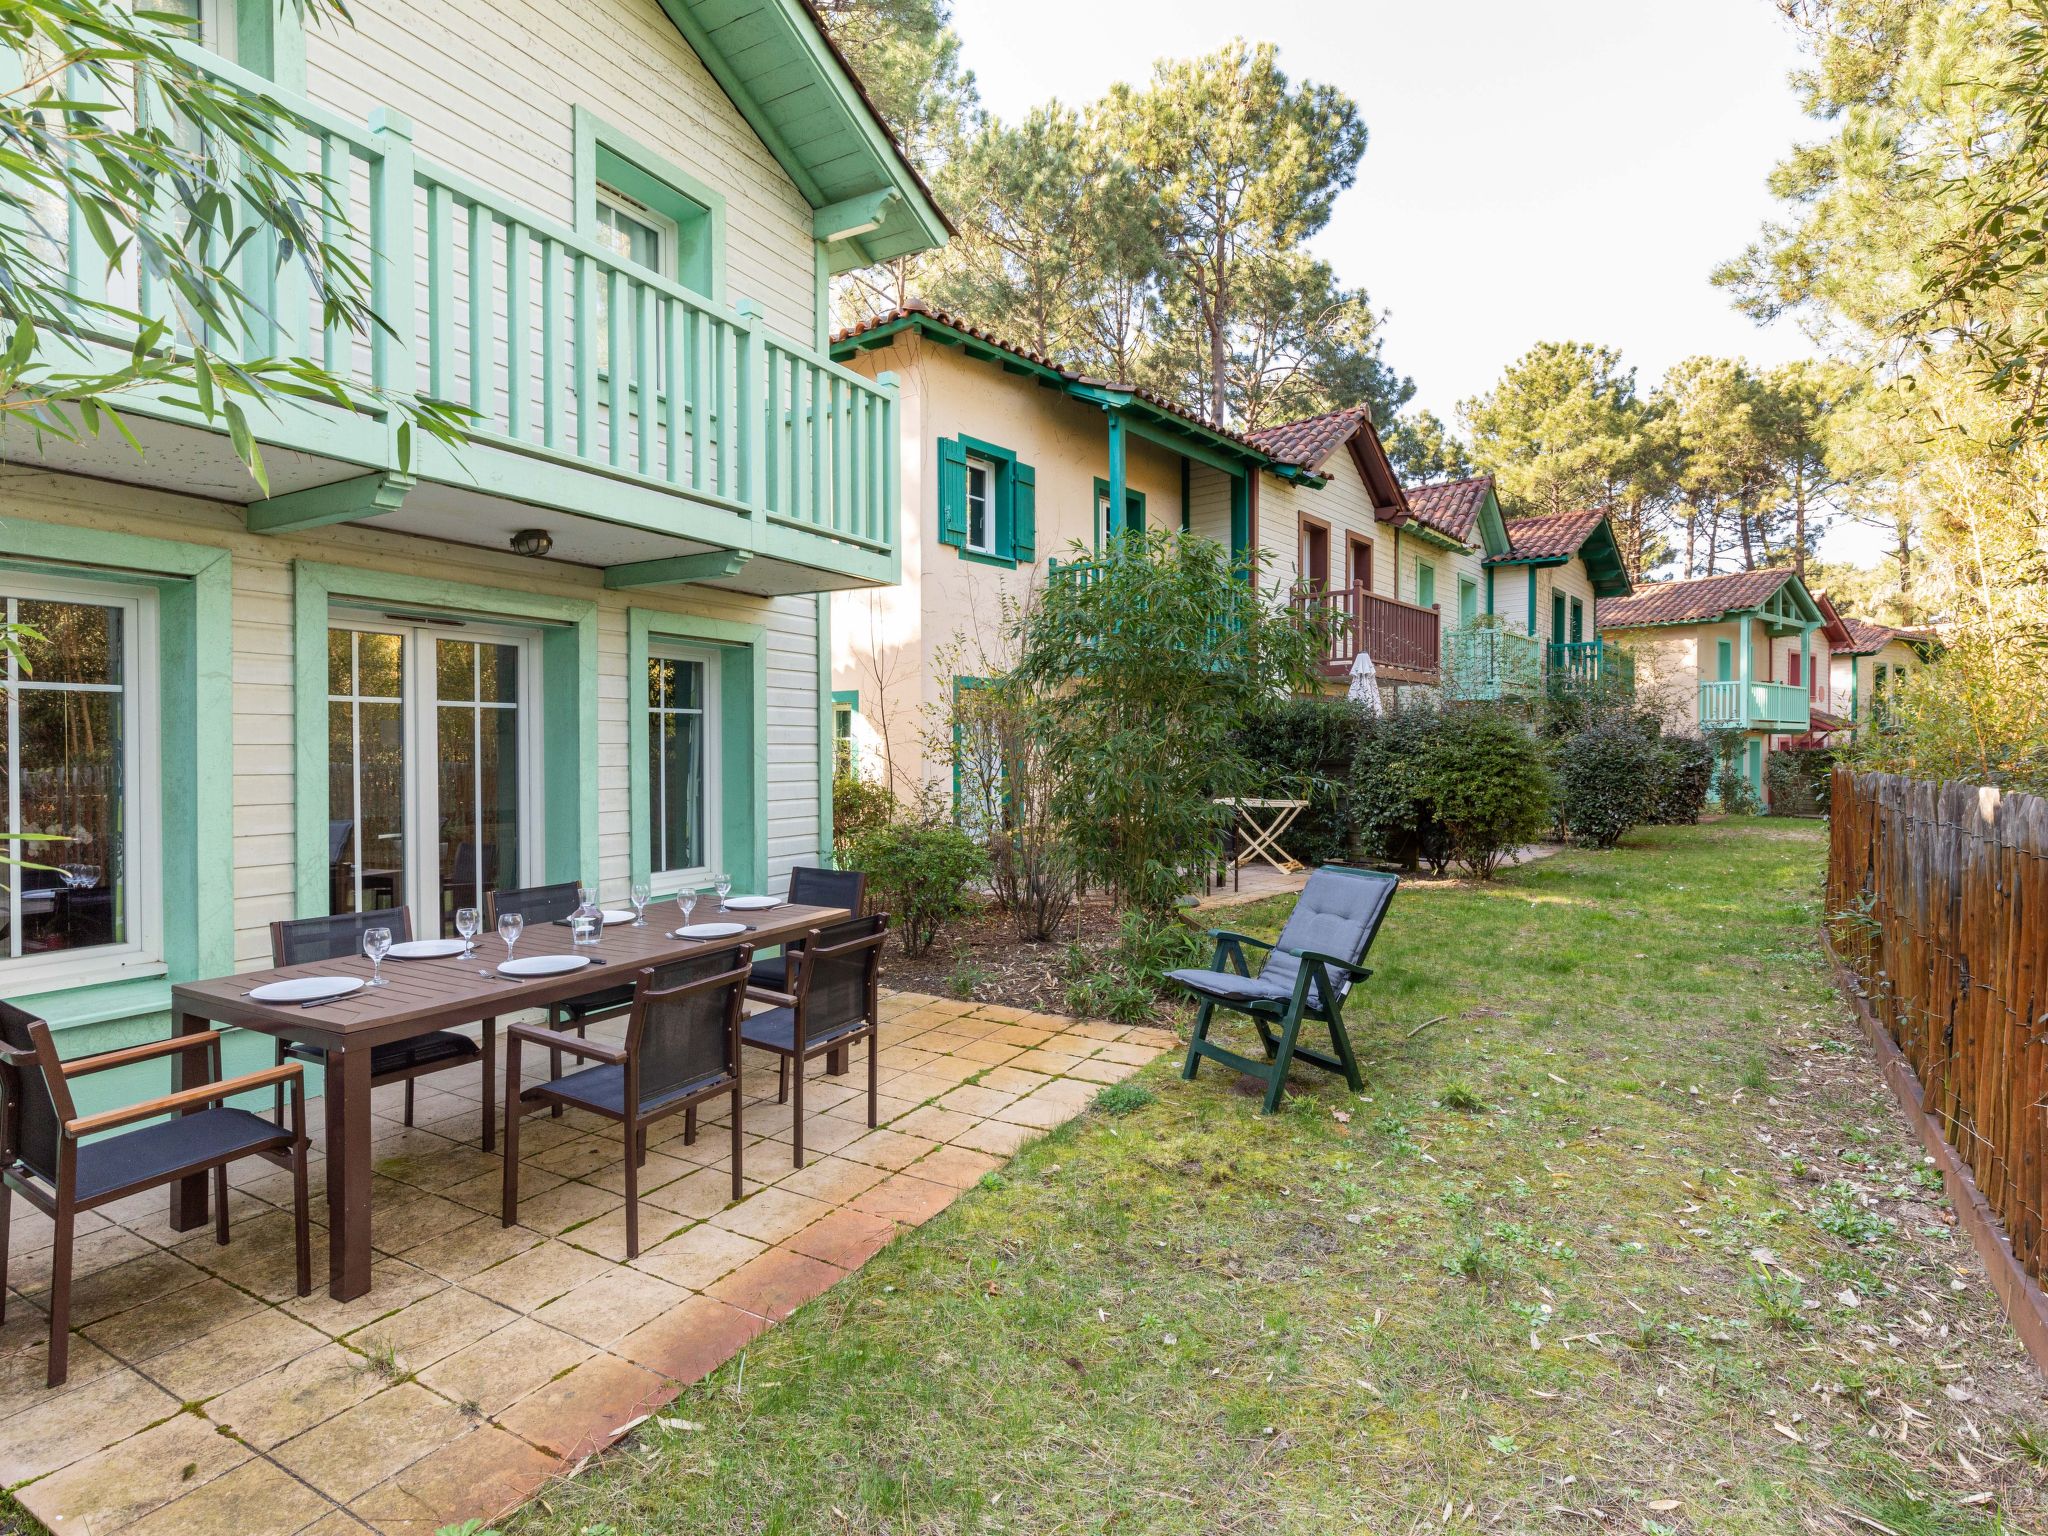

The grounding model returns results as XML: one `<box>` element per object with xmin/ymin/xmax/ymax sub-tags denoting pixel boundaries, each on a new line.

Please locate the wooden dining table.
<box><xmin>168</xmin><ymin>902</ymin><xmax>850</xmax><ymax>1300</ymax></box>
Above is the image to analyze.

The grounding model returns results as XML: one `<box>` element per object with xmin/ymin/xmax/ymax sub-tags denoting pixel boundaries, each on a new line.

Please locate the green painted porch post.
<box><xmin>1228</xmin><ymin>472</ymin><xmax>1250</xmax><ymax>573</ymax></box>
<box><xmin>1485</xmin><ymin>566</ymin><xmax>1494</xmax><ymax>616</ymax></box>
<box><xmin>366</xmin><ymin>110</ymin><xmax>416</xmax><ymax>408</ymax></box>
<box><xmin>1739</xmin><ymin>612</ymin><xmax>1754</xmax><ymax>729</ymax></box>
<box><xmin>1525</xmin><ymin>567</ymin><xmax>1537</xmax><ymax>635</ymax></box>
<box><xmin>1107</xmin><ymin>410</ymin><xmax>1127</xmax><ymax>538</ymax></box>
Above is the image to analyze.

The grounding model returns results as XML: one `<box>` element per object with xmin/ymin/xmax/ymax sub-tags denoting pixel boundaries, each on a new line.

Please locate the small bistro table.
<box><xmin>169</xmin><ymin>902</ymin><xmax>850</xmax><ymax>1300</ymax></box>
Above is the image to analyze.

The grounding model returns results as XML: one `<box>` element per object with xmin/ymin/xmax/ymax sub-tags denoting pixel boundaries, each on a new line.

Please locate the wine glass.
<box><xmin>714</xmin><ymin>871</ymin><xmax>733</xmax><ymax>912</ymax></box>
<box><xmin>629</xmin><ymin>881</ymin><xmax>650</xmax><ymax>926</ymax></box>
<box><xmin>677</xmin><ymin>889</ymin><xmax>698</xmax><ymax>933</ymax></box>
<box><xmin>498</xmin><ymin>911</ymin><xmax>524</xmax><ymax>967</ymax></box>
<box><xmin>455</xmin><ymin>906</ymin><xmax>480</xmax><ymax>956</ymax></box>
<box><xmin>364</xmin><ymin>926</ymin><xmax>393</xmax><ymax>987</ymax></box>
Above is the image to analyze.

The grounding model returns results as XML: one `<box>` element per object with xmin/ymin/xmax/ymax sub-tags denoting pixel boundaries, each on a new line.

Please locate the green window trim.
<box><xmin>1569</xmin><ymin>596</ymin><xmax>1584</xmax><ymax>644</ymax></box>
<box><xmin>939</xmin><ymin>436</ymin><xmax>1036</xmax><ymax>567</ymax></box>
<box><xmin>1457</xmin><ymin>575</ymin><xmax>1479</xmax><ymax>627</ymax></box>
<box><xmin>1416</xmin><ymin>559</ymin><xmax>1435</xmax><ymax>611</ymax></box>
<box><xmin>1551</xmin><ymin>590</ymin><xmax>1567</xmax><ymax>643</ymax></box>
<box><xmin>573</xmin><ymin>105</ymin><xmax>727</xmax><ymax>303</ymax></box>
<box><xmin>2</xmin><ymin>521</ymin><xmax>233</xmax><ymax>1029</ymax></box>
<box><xmin>292</xmin><ymin>562</ymin><xmax>600</xmax><ymax>916</ymax></box>
<box><xmin>1716</xmin><ymin>638</ymin><xmax>1734</xmax><ymax>683</ymax></box>
<box><xmin>627</xmin><ymin>607</ymin><xmax>768</xmax><ymax>901</ymax></box>
<box><xmin>1092</xmin><ymin>477</ymin><xmax>1146</xmax><ymax>551</ymax></box>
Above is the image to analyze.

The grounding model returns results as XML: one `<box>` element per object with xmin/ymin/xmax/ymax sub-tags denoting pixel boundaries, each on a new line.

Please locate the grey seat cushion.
<box><xmin>740</xmin><ymin>1006</ymin><xmax>869</xmax><ymax>1055</ymax></box>
<box><xmin>76</xmin><ymin>1108</ymin><xmax>290</xmax><ymax>1202</ymax></box>
<box><xmin>542</xmin><ymin>1062</ymin><xmax>728</xmax><ymax>1118</ymax></box>
<box><xmin>1166</xmin><ymin>967</ymin><xmax>1335</xmax><ymax>1011</ymax></box>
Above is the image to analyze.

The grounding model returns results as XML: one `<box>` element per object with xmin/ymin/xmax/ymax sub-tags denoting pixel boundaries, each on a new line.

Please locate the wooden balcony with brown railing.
<box><xmin>1294</xmin><ymin>583</ymin><xmax>1442</xmax><ymax>683</ymax></box>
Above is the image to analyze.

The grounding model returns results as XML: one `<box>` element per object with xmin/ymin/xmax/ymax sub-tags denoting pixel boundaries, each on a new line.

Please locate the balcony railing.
<box><xmin>1443</xmin><ymin>624</ymin><xmax>1546</xmax><ymax>701</ymax></box>
<box><xmin>1699</xmin><ymin>680</ymin><xmax>1811</xmax><ymax>732</ymax></box>
<box><xmin>52</xmin><ymin>48</ymin><xmax>896</xmax><ymax>556</ymax></box>
<box><xmin>1547</xmin><ymin>639</ymin><xmax>1635</xmax><ymax>698</ymax></box>
<box><xmin>1294</xmin><ymin>584</ymin><xmax>1440</xmax><ymax>679</ymax></box>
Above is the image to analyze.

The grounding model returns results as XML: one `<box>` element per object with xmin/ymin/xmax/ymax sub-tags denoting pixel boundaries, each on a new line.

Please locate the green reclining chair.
<box><xmin>1169</xmin><ymin>865</ymin><xmax>1398</xmax><ymax>1114</ymax></box>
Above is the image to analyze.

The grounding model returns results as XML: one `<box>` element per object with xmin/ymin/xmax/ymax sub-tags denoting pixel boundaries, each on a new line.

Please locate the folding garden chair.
<box><xmin>1168</xmin><ymin>865</ymin><xmax>1398</xmax><ymax>1114</ymax></box>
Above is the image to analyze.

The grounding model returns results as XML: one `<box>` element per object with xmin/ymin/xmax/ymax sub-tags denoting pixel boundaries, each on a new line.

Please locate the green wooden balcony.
<box><xmin>37</xmin><ymin>51</ymin><xmax>897</xmax><ymax>592</ymax></box>
<box><xmin>1546</xmin><ymin>639</ymin><xmax>1635</xmax><ymax>700</ymax></box>
<box><xmin>1444</xmin><ymin>625</ymin><xmax>1545</xmax><ymax>701</ymax></box>
<box><xmin>1699</xmin><ymin>680</ymin><xmax>1810</xmax><ymax>732</ymax></box>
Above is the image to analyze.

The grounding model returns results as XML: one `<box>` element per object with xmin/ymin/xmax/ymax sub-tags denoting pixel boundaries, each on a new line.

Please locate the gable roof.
<box><xmin>1837</xmin><ymin>615</ymin><xmax>1940</xmax><ymax>656</ymax></box>
<box><xmin>661</xmin><ymin>0</ymin><xmax>951</xmax><ymax>272</ymax></box>
<box><xmin>831</xmin><ymin>302</ymin><xmax>1274</xmax><ymax>466</ymax></box>
<box><xmin>1483</xmin><ymin>508</ymin><xmax>1633</xmax><ymax>596</ymax></box>
<box><xmin>1596</xmin><ymin>568</ymin><xmax>1799</xmax><ymax>628</ymax></box>
<box><xmin>1247</xmin><ymin>406</ymin><xmax>1370</xmax><ymax>472</ymax></box>
<box><xmin>1405</xmin><ymin>476</ymin><xmax>1493</xmax><ymax>544</ymax></box>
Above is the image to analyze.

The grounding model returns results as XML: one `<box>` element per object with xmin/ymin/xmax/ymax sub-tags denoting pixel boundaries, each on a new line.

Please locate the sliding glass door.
<box><xmin>328</xmin><ymin>616</ymin><xmax>539</xmax><ymax>934</ymax></box>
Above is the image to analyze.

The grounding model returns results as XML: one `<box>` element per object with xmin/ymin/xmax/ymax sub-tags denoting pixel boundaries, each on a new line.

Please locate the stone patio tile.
<box><xmin>102</xmin><ymin>1187</ymin><xmax>276</xmax><ymax>1250</ymax></box>
<box><xmin>968</xmin><ymin>1003</ymin><xmax>1032</xmax><ymax>1022</ymax></box>
<box><xmin>771</xmin><ymin>1154</ymin><xmax>889</xmax><ymax>1205</ymax></box>
<box><xmin>16</xmin><ymin>1404</ymin><xmax>249</xmax><ymax>1534</ymax></box>
<box><xmin>987</xmin><ymin>1023</ymin><xmax>1059</xmax><ymax>1047</ymax></box>
<box><xmin>836</xmin><ymin>1128</ymin><xmax>939</xmax><ymax>1172</ymax></box>
<box><xmin>346</xmin><ymin>1286</ymin><xmax>519</xmax><ymax>1373</ymax></box>
<box><xmin>501</xmin><ymin>1177</ymin><xmax>617</xmax><ymax>1234</ymax></box>
<box><xmin>440</xmin><ymin>1163</ymin><xmax>563</xmax><ymax>1215</ymax></box>
<box><xmin>49</xmin><ymin>1247</ymin><xmax>209</xmax><ymax>1328</ymax></box>
<box><xmin>629</xmin><ymin>1222</ymin><xmax>765</xmax><ymax>1290</ymax></box>
<box><xmin>953</xmin><ymin>1038</ymin><xmax>1024</xmax><ymax>1067</ymax></box>
<box><xmin>935</xmin><ymin>1083</ymin><xmax>1019</xmax><ymax>1118</ymax></box>
<box><xmin>1067</xmin><ymin>1056</ymin><xmax>1140</xmax><ymax>1084</ymax></box>
<box><xmin>170</xmin><ymin>1209</ymin><xmax>323</xmax><ymax>1302</ymax></box>
<box><xmin>580</xmin><ymin>1147</ymin><xmax>696</xmax><ymax>1197</ymax></box>
<box><xmin>364</xmin><ymin>1191</ymin><xmax>476</xmax><ymax>1257</ymax></box>
<box><xmin>875</xmin><ymin>1045</ymin><xmax>941</xmax><ymax>1073</ymax></box>
<box><xmin>803</xmin><ymin>1078</ymin><xmax>862</xmax><ymax>1110</ymax></box>
<box><xmin>271</xmin><ymin>1381</ymin><xmax>472</xmax><ymax>1503</ymax></box>
<box><xmin>1093</xmin><ymin>1039</ymin><xmax>1165</xmax><ymax>1066</ymax></box>
<box><xmin>705</xmin><ymin>1248</ymin><xmax>845</xmax><ymax>1322</ymax></box>
<box><xmin>373</xmin><ymin>1140</ymin><xmax>499</xmax><ymax>1194</ymax></box>
<box><xmin>1062</xmin><ymin>1020</ymin><xmax>1127</xmax><ymax>1041</ymax></box>
<box><xmin>706</xmin><ymin>1186</ymin><xmax>833</xmax><ymax>1245</ymax></box>
<box><xmin>494</xmin><ymin>1352</ymin><xmax>669</xmax><ymax>1461</ymax></box>
<box><xmin>758</xmin><ymin>1110</ymin><xmax>871</xmax><ymax>1157</ymax></box>
<box><xmin>280</xmin><ymin>1258</ymin><xmax>446</xmax><ymax>1337</ymax></box>
<box><xmin>1008</xmin><ymin>1049</ymin><xmax>1088</xmax><ymax>1078</ymax></box>
<box><xmin>997</xmin><ymin>1085</ymin><xmax>1098</xmax><ymax>1130</ymax></box>
<box><xmin>397</xmin><ymin>1215</ymin><xmax>543</xmax><ymax>1281</ymax></box>
<box><xmin>463</xmin><ymin>1239</ymin><xmax>612</xmax><ymax>1313</ymax></box>
<box><xmin>557</xmin><ymin>1202</ymin><xmax>696</xmax><ymax>1263</ymax></box>
<box><xmin>950</xmin><ymin>1118</ymin><xmax>1036</xmax><ymax>1157</ymax></box>
<box><xmin>639</xmin><ymin>1163</ymin><xmax>757</xmax><ymax>1220</ymax></box>
<box><xmin>889</xmin><ymin>1105</ymin><xmax>982</xmax><ymax>1143</ymax></box>
<box><xmin>1123</xmin><ymin>1026</ymin><xmax>1180</xmax><ymax>1050</ymax></box>
<box><xmin>909</xmin><ymin>1144</ymin><xmax>1006</xmax><ymax>1190</ymax></box>
<box><xmin>118</xmin><ymin>1453</ymin><xmax>337</xmax><ymax>1536</ymax></box>
<box><xmin>532</xmin><ymin>1266</ymin><xmax>687</xmax><ymax>1348</ymax></box>
<box><xmin>977</xmin><ymin>1065</ymin><xmax>1055</xmax><ymax>1096</ymax></box>
<box><xmin>0</xmin><ymin>1327</ymin><xmax>121</xmax><ymax>1400</ymax></box>
<box><xmin>849</xmin><ymin>1173</ymin><xmax>961</xmax><ymax>1228</ymax></box>
<box><xmin>785</xmin><ymin>1207</ymin><xmax>897</xmax><ymax>1270</ymax></box>
<box><xmin>347</xmin><ymin>1423</ymin><xmax>558</xmax><ymax>1536</ymax></box>
<box><xmin>82</xmin><ymin>1275</ymin><xmax>264</xmax><ymax>1365</ymax></box>
<box><xmin>205</xmin><ymin>1342</ymin><xmax>389</xmax><ymax>1450</ymax></box>
<box><xmin>296</xmin><ymin>1513</ymin><xmax>363</xmax><ymax>1536</ymax></box>
<box><xmin>0</xmin><ymin>1363</ymin><xmax>179</xmax><ymax>1485</ymax></box>
<box><xmin>7</xmin><ymin>1222</ymin><xmax>157</xmax><ymax>1296</ymax></box>
<box><xmin>614</xmin><ymin>1292</ymin><xmax>767</xmax><ymax>1382</ymax></box>
<box><xmin>149</xmin><ymin>1305</ymin><xmax>330</xmax><ymax>1403</ymax></box>
<box><xmin>828</xmin><ymin>1090</ymin><xmax>920</xmax><ymax>1125</ymax></box>
<box><xmin>524</xmin><ymin>1132</ymin><xmax>624</xmax><ymax>1182</ymax></box>
<box><xmin>417</xmin><ymin>1316</ymin><xmax>594</xmax><ymax>1418</ymax></box>
<box><xmin>4</xmin><ymin>1202</ymin><xmax>105</xmax><ymax>1255</ymax></box>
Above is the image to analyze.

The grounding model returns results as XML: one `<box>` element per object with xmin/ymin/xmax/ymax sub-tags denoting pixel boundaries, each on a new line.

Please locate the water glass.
<box><xmin>629</xmin><ymin>881</ymin><xmax>651</xmax><ymax>926</ymax></box>
<box><xmin>455</xmin><ymin>906</ymin><xmax>480</xmax><ymax>955</ymax></box>
<box><xmin>364</xmin><ymin>926</ymin><xmax>393</xmax><ymax>987</ymax></box>
<box><xmin>677</xmin><ymin>889</ymin><xmax>698</xmax><ymax>931</ymax></box>
<box><xmin>714</xmin><ymin>871</ymin><xmax>733</xmax><ymax>911</ymax></box>
<box><xmin>498</xmin><ymin>911</ymin><xmax>524</xmax><ymax>965</ymax></box>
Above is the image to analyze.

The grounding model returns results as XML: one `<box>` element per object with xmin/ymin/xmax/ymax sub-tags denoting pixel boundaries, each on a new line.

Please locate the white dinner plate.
<box><xmin>723</xmin><ymin>895</ymin><xmax>779</xmax><ymax>911</ymax></box>
<box><xmin>387</xmin><ymin>938</ymin><xmax>468</xmax><ymax>960</ymax></box>
<box><xmin>601</xmin><ymin>909</ymin><xmax>636</xmax><ymax>925</ymax></box>
<box><xmin>499</xmin><ymin>954</ymin><xmax>593</xmax><ymax>977</ymax></box>
<box><xmin>672</xmin><ymin>922</ymin><xmax>747</xmax><ymax>940</ymax></box>
<box><xmin>249</xmin><ymin>976</ymin><xmax>364</xmax><ymax>1005</ymax></box>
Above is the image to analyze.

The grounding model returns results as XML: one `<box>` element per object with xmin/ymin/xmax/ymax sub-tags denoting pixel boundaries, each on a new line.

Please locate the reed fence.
<box><xmin>1826</xmin><ymin>767</ymin><xmax>2048</xmax><ymax>1281</ymax></box>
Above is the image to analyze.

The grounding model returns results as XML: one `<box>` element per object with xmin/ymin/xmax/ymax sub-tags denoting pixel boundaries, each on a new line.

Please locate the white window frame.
<box><xmin>328</xmin><ymin>611</ymin><xmax>544</xmax><ymax>930</ymax></box>
<box><xmin>2</xmin><ymin>574</ymin><xmax>161</xmax><ymax>992</ymax></box>
<box><xmin>595</xmin><ymin>184</ymin><xmax>677</xmax><ymax>281</ymax></box>
<box><xmin>648</xmin><ymin>644</ymin><xmax>721</xmax><ymax>890</ymax></box>
<box><xmin>964</xmin><ymin>456</ymin><xmax>998</xmax><ymax>556</ymax></box>
<box><xmin>162</xmin><ymin>0</ymin><xmax>240</xmax><ymax>62</ymax></box>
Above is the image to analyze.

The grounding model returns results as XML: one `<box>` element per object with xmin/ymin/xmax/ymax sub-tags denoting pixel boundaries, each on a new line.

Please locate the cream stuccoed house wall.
<box><xmin>1258</xmin><ymin>465</ymin><xmax>1482</xmax><ymax>616</ymax></box>
<box><xmin>1828</xmin><ymin>636</ymin><xmax>1932</xmax><ymax>733</ymax></box>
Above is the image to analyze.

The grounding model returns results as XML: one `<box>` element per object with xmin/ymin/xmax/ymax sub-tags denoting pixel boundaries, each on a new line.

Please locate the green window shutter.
<box><xmin>1551</xmin><ymin>591</ymin><xmax>1566</xmax><ymax>642</ymax></box>
<box><xmin>1570</xmin><ymin>598</ymin><xmax>1584</xmax><ymax>643</ymax></box>
<box><xmin>1716</xmin><ymin>638</ymin><xmax>1733</xmax><ymax>681</ymax></box>
<box><xmin>1009</xmin><ymin>461</ymin><xmax>1037</xmax><ymax>562</ymax></box>
<box><xmin>1417</xmin><ymin>561</ymin><xmax>1435</xmax><ymax>610</ymax></box>
<box><xmin>937</xmin><ymin>438</ymin><xmax>967</xmax><ymax>548</ymax></box>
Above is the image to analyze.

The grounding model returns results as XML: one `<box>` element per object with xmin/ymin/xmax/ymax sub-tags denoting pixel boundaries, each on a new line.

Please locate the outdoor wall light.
<box><xmin>510</xmin><ymin>528</ymin><xmax>553</xmax><ymax>557</ymax></box>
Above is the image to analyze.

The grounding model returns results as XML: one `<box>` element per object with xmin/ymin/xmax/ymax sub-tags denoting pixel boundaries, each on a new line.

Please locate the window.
<box><xmin>1716</xmin><ymin>638</ymin><xmax>1734</xmax><ymax>682</ymax></box>
<box><xmin>965</xmin><ymin>456</ymin><xmax>998</xmax><ymax>555</ymax></box>
<box><xmin>1550</xmin><ymin>591</ymin><xmax>1567</xmax><ymax>642</ymax></box>
<box><xmin>1787</xmin><ymin>652</ymin><xmax>1802</xmax><ymax>687</ymax></box>
<box><xmin>161</xmin><ymin>0</ymin><xmax>239</xmax><ymax>61</ymax></box>
<box><xmin>1093</xmin><ymin>478</ymin><xmax>1145</xmax><ymax>551</ymax></box>
<box><xmin>1570</xmin><ymin>597</ymin><xmax>1584</xmax><ymax>644</ymax></box>
<box><xmin>576</xmin><ymin>109</ymin><xmax>724</xmax><ymax>300</ymax></box>
<box><xmin>647</xmin><ymin>647</ymin><xmax>720</xmax><ymax>883</ymax></box>
<box><xmin>2</xmin><ymin>577</ymin><xmax>158</xmax><ymax>986</ymax></box>
<box><xmin>594</xmin><ymin>186</ymin><xmax>674</xmax><ymax>275</ymax></box>
<box><xmin>1299</xmin><ymin>519</ymin><xmax>1330</xmax><ymax>593</ymax></box>
<box><xmin>328</xmin><ymin>618</ymin><xmax>539</xmax><ymax>934</ymax></box>
<box><xmin>1349</xmin><ymin>536</ymin><xmax>1374</xmax><ymax>593</ymax></box>
<box><xmin>1458</xmin><ymin>576</ymin><xmax>1479</xmax><ymax>627</ymax></box>
<box><xmin>832</xmin><ymin>697</ymin><xmax>856</xmax><ymax>776</ymax></box>
<box><xmin>937</xmin><ymin>438</ymin><xmax>1036</xmax><ymax>566</ymax></box>
<box><xmin>1417</xmin><ymin>561</ymin><xmax>1436</xmax><ymax>611</ymax></box>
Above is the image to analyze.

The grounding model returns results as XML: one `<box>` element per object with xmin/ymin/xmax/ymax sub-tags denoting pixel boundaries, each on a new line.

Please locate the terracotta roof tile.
<box><xmin>1246</xmin><ymin>405</ymin><xmax>1371</xmax><ymax>471</ymax></box>
<box><xmin>1595</xmin><ymin>569</ymin><xmax>1795</xmax><ymax>628</ymax></box>
<box><xmin>1404</xmin><ymin>476</ymin><xmax>1493</xmax><ymax>543</ymax></box>
<box><xmin>1490</xmin><ymin>508</ymin><xmax>1609</xmax><ymax>564</ymax></box>
<box><xmin>1835</xmin><ymin>615</ymin><xmax>1937</xmax><ymax>654</ymax></box>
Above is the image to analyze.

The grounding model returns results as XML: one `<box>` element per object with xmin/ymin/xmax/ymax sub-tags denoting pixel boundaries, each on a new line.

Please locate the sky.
<box><xmin>946</xmin><ymin>0</ymin><xmax>1881</xmax><ymax>562</ymax></box>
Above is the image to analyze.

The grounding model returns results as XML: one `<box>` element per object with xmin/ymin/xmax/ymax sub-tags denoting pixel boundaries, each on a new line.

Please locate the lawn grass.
<box><xmin>507</xmin><ymin>819</ymin><xmax>2047</xmax><ymax>1535</ymax></box>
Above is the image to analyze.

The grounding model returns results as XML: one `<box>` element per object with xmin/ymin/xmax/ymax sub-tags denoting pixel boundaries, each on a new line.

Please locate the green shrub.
<box><xmin>844</xmin><ymin>819</ymin><xmax>987</xmax><ymax>957</ymax></box>
<box><xmin>1650</xmin><ymin>734</ymin><xmax>1715</xmax><ymax>824</ymax></box>
<box><xmin>1420</xmin><ymin>709</ymin><xmax>1552</xmax><ymax>878</ymax></box>
<box><xmin>1349</xmin><ymin>701</ymin><xmax>1453</xmax><ymax>874</ymax></box>
<box><xmin>1111</xmin><ymin>909</ymin><xmax>1207</xmax><ymax>989</ymax></box>
<box><xmin>1554</xmin><ymin>717</ymin><xmax>1661</xmax><ymax>848</ymax></box>
<box><xmin>1716</xmin><ymin>765</ymin><xmax>1762</xmax><ymax>815</ymax></box>
<box><xmin>1094</xmin><ymin>1082</ymin><xmax>1156</xmax><ymax>1116</ymax></box>
<box><xmin>830</xmin><ymin>771</ymin><xmax>894</xmax><ymax>859</ymax></box>
<box><xmin>1233</xmin><ymin>695</ymin><xmax>1366</xmax><ymax>864</ymax></box>
<box><xmin>1766</xmin><ymin>746</ymin><xmax>1832</xmax><ymax>816</ymax></box>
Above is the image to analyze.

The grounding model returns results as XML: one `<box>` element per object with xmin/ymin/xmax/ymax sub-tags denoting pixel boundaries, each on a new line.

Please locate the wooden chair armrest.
<box><xmin>744</xmin><ymin>986</ymin><xmax>798</xmax><ymax>1007</ymax></box>
<box><xmin>67</xmin><ymin>1063</ymin><xmax>302</xmax><ymax>1138</ymax></box>
<box><xmin>63</xmin><ymin>1032</ymin><xmax>221</xmax><ymax>1076</ymax></box>
<box><xmin>0</xmin><ymin>1042</ymin><xmax>36</xmax><ymax>1067</ymax></box>
<box><xmin>502</xmin><ymin>1022</ymin><xmax>627</xmax><ymax>1064</ymax></box>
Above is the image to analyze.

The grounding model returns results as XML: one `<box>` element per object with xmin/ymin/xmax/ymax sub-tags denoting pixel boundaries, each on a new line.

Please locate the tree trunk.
<box><xmin>1209</xmin><ymin>235</ymin><xmax>1229</xmax><ymax>427</ymax></box>
<box><xmin>1792</xmin><ymin>459</ymin><xmax>1808</xmax><ymax>581</ymax></box>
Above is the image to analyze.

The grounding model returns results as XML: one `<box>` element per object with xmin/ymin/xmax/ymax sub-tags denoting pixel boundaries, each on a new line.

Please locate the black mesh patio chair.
<box><xmin>488</xmin><ymin>882</ymin><xmax>636</xmax><ymax>1107</ymax></box>
<box><xmin>1169</xmin><ymin>866</ymin><xmax>1398</xmax><ymax>1114</ymax></box>
<box><xmin>270</xmin><ymin>908</ymin><xmax>496</xmax><ymax>1149</ymax></box>
<box><xmin>746</xmin><ymin>865</ymin><xmax>867</xmax><ymax>994</ymax></box>
<box><xmin>0</xmin><ymin>999</ymin><xmax>311</xmax><ymax>1387</ymax></box>
<box><xmin>742</xmin><ymin>913</ymin><xmax>888</xmax><ymax>1168</ymax></box>
<box><xmin>500</xmin><ymin>946</ymin><xmax>752</xmax><ymax>1259</ymax></box>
